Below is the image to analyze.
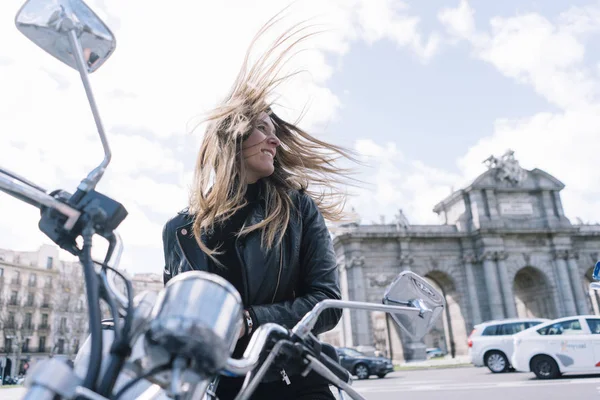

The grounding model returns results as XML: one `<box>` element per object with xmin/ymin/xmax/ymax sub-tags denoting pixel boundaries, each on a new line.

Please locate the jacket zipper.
<box><xmin>175</xmin><ymin>229</ymin><xmax>194</xmax><ymax>272</ymax></box>
<box><xmin>271</xmin><ymin>244</ymin><xmax>283</xmax><ymax>304</ymax></box>
<box><xmin>235</xmin><ymin>234</ymin><xmax>250</xmax><ymax>306</ymax></box>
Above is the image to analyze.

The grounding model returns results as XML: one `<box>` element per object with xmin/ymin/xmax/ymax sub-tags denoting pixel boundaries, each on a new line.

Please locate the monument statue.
<box><xmin>483</xmin><ymin>149</ymin><xmax>526</xmax><ymax>185</ymax></box>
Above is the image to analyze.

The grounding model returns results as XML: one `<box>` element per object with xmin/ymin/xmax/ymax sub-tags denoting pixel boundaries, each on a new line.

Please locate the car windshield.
<box><xmin>537</xmin><ymin>319</ymin><xmax>583</xmax><ymax>335</ymax></box>
<box><xmin>341</xmin><ymin>348</ymin><xmax>364</xmax><ymax>357</ymax></box>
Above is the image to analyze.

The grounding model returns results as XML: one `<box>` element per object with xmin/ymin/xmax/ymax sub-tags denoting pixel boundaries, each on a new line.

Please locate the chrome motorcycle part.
<box><xmin>146</xmin><ymin>271</ymin><xmax>244</xmax><ymax>377</ymax></box>
<box><xmin>22</xmin><ymin>358</ymin><xmax>82</xmax><ymax>400</ymax></box>
<box><xmin>383</xmin><ymin>271</ymin><xmax>446</xmax><ymax>340</ymax></box>
<box><xmin>16</xmin><ymin>0</ymin><xmax>117</xmax><ymax>194</ymax></box>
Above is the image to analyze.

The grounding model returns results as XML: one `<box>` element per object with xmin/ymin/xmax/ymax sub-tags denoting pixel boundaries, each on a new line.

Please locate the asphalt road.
<box><xmin>341</xmin><ymin>366</ymin><xmax>600</xmax><ymax>400</ymax></box>
<box><xmin>3</xmin><ymin>367</ymin><xmax>600</xmax><ymax>399</ymax></box>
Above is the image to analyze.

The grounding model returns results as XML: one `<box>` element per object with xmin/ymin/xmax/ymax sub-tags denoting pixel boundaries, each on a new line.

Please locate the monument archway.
<box><xmin>425</xmin><ymin>271</ymin><xmax>468</xmax><ymax>357</ymax></box>
<box><xmin>513</xmin><ymin>266</ymin><xmax>557</xmax><ymax>319</ymax></box>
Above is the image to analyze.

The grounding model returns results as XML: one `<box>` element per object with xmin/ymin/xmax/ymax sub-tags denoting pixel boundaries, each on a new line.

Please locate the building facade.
<box><xmin>327</xmin><ymin>151</ymin><xmax>600</xmax><ymax>361</ymax></box>
<box><xmin>0</xmin><ymin>244</ymin><xmax>163</xmax><ymax>380</ymax></box>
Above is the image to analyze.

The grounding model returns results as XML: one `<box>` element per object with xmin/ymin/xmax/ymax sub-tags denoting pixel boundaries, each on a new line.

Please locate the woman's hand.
<box><xmin>239</xmin><ymin>314</ymin><xmax>246</xmax><ymax>339</ymax></box>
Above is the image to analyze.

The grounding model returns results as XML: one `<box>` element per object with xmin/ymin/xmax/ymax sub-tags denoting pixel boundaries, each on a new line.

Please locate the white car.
<box><xmin>511</xmin><ymin>315</ymin><xmax>600</xmax><ymax>379</ymax></box>
<box><xmin>468</xmin><ymin>318</ymin><xmax>549</xmax><ymax>373</ymax></box>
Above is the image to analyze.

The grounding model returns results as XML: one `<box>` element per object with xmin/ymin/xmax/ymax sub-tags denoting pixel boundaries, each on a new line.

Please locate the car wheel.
<box><xmin>377</xmin><ymin>373</ymin><xmax>387</xmax><ymax>379</ymax></box>
<box><xmin>531</xmin><ymin>355</ymin><xmax>561</xmax><ymax>379</ymax></box>
<box><xmin>354</xmin><ymin>363</ymin><xmax>370</xmax><ymax>380</ymax></box>
<box><xmin>485</xmin><ymin>351</ymin><xmax>509</xmax><ymax>373</ymax></box>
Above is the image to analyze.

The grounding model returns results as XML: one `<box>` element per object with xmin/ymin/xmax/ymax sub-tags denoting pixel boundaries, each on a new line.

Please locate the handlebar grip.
<box><xmin>316</xmin><ymin>352</ymin><xmax>351</xmax><ymax>384</ymax></box>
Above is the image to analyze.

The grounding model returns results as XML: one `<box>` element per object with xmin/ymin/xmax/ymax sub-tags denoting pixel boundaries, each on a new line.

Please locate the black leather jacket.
<box><xmin>161</xmin><ymin>189</ymin><xmax>342</xmax><ymax>336</ymax></box>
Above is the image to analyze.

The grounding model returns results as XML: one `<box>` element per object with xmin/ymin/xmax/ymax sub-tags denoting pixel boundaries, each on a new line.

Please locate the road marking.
<box><xmin>354</xmin><ymin>378</ymin><xmax>600</xmax><ymax>393</ymax></box>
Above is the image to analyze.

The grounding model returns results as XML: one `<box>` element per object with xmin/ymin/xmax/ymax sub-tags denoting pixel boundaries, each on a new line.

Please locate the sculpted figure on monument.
<box><xmin>483</xmin><ymin>149</ymin><xmax>526</xmax><ymax>185</ymax></box>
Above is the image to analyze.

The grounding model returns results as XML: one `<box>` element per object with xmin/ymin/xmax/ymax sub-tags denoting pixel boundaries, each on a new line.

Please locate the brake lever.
<box><xmin>234</xmin><ymin>340</ymin><xmax>294</xmax><ymax>400</ymax></box>
<box><xmin>303</xmin><ymin>354</ymin><xmax>365</xmax><ymax>400</ymax></box>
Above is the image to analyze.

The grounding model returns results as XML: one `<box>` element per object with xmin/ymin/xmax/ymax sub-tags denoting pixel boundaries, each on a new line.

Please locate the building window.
<box><xmin>45</xmin><ymin>277</ymin><xmax>52</xmax><ymax>288</ymax></box>
<box><xmin>28</xmin><ymin>273</ymin><xmax>37</xmax><ymax>287</ymax></box>
<box><xmin>22</xmin><ymin>338</ymin><xmax>30</xmax><ymax>353</ymax></box>
<box><xmin>46</xmin><ymin>257</ymin><xmax>53</xmax><ymax>269</ymax></box>
<box><xmin>0</xmin><ymin>267</ymin><xmax>4</xmax><ymax>276</ymax></box>
<box><xmin>9</xmin><ymin>291</ymin><xmax>18</xmax><ymax>305</ymax></box>
<box><xmin>38</xmin><ymin>336</ymin><xmax>46</xmax><ymax>353</ymax></box>
<box><xmin>11</xmin><ymin>271</ymin><xmax>20</xmax><ymax>284</ymax></box>
<box><xmin>40</xmin><ymin>314</ymin><xmax>48</xmax><ymax>329</ymax></box>
<box><xmin>42</xmin><ymin>294</ymin><xmax>50</xmax><ymax>307</ymax></box>
<box><xmin>24</xmin><ymin>313</ymin><xmax>32</xmax><ymax>329</ymax></box>
<box><xmin>60</xmin><ymin>317</ymin><xmax>67</xmax><ymax>333</ymax></box>
<box><xmin>57</xmin><ymin>339</ymin><xmax>65</xmax><ymax>354</ymax></box>
<box><xmin>41</xmin><ymin>313</ymin><xmax>49</xmax><ymax>328</ymax></box>
<box><xmin>73</xmin><ymin>339</ymin><xmax>80</xmax><ymax>353</ymax></box>
<box><xmin>5</xmin><ymin>338</ymin><xmax>12</xmax><ymax>352</ymax></box>
<box><xmin>7</xmin><ymin>312</ymin><xmax>15</xmax><ymax>328</ymax></box>
<box><xmin>26</xmin><ymin>292</ymin><xmax>34</xmax><ymax>306</ymax></box>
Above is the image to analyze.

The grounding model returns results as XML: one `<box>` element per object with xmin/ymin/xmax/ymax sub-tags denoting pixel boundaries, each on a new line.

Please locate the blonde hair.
<box><xmin>189</xmin><ymin>13</ymin><xmax>358</xmax><ymax>260</ymax></box>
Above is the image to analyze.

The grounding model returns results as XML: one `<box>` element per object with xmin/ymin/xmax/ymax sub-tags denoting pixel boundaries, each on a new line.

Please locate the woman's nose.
<box><xmin>267</xmin><ymin>134</ymin><xmax>280</xmax><ymax>147</ymax></box>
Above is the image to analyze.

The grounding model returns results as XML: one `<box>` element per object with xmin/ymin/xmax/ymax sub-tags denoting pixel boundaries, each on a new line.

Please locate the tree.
<box><xmin>0</xmin><ymin>291</ymin><xmax>35</xmax><ymax>376</ymax></box>
<box><xmin>49</xmin><ymin>262</ymin><xmax>88</xmax><ymax>358</ymax></box>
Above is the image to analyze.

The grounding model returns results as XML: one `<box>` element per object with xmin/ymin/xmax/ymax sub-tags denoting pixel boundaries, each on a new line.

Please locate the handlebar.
<box><xmin>316</xmin><ymin>349</ymin><xmax>351</xmax><ymax>384</ymax></box>
<box><xmin>0</xmin><ymin>169</ymin><xmax>81</xmax><ymax>230</ymax></box>
<box><xmin>224</xmin><ymin>323</ymin><xmax>289</xmax><ymax>376</ymax></box>
<box><xmin>292</xmin><ymin>299</ymin><xmax>419</xmax><ymax>338</ymax></box>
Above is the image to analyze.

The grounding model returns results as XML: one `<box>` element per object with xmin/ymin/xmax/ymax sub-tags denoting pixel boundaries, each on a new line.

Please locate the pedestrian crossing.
<box><xmin>351</xmin><ymin>377</ymin><xmax>600</xmax><ymax>393</ymax></box>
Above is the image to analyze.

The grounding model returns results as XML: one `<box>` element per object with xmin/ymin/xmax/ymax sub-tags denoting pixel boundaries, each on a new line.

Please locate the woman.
<box><xmin>162</xmin><ymin>17</ymin><xmax>356</xmax><ymax>400</ymax></box>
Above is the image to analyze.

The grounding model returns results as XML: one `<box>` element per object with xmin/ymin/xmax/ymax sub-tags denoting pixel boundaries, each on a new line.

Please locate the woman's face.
<box><xmin>242</xmin><ymin>111</ymin><xmax>280</xmax><ymax>183</ymax></box>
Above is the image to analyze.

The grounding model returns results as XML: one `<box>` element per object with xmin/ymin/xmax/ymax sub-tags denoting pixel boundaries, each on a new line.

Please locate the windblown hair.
<box><xmin>189</xmin><ymin>13</ymin><xmax>358</xmax><ymax>260</ymax></box>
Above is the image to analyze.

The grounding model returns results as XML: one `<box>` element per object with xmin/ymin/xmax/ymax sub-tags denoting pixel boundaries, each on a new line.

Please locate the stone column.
<box><xmin>338</xmin><ymin>262</ymin><xmax>354</xmax><ymax>347</ymax></box>
<box><xmin>397</xmin><ymin>254</ymin><xmax>426</xmax><ymax>361</ymax></box>
<box><xmin>463</xmin><ymin>253</ymin><xmax>482</xmax><ymax>325</ymax></box>
<box><xmin>496</xmin><ymin>251</ymin><xmax>518</xmax><ymax>318</ymax></box>
<box><xmin>566</xmin><ymin>251</ymin><xmax>589</xmax><ymax>315</ymax></box>
<box><xmin>346</xmin><ymin>255</ymin><xmax>372</xmax><ymax>345</ymax></box>
<box><xmin>484</xmin><ymin>189</ymin><xmax>500</xmax><ymax>220</ymax></box>
<box><xmin>554</xmin><ymin>250</ymin><xmax>577</xmax><ymax>316</ymax></box>
<box><xmin>398</xmin><ymin>254</ymin><xmax>413</xmax><ymax>272</ymax></box>
<box><xmin>541</xmin><ymin>191</ymin><xmax>557</xmax><ymax>220</ymax></box>
<box><xmin>480</xmin><ymin>251</ymin><xmax>504</xmax><ymax>320</ymax></box>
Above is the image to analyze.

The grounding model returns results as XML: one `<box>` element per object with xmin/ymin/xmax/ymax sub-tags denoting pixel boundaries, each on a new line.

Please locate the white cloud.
<box><xmin>0</xmin><ymin>0</ymin><xmax>440</xmax><ymax>272</ymax></box>
<box><xmin>345</xmin><ymin>2</ymin><xmax>600</xmax><ymax>229</ymax></box>
<box><xmin>357</xmin><ymin>0</ymin><xmax>441</xmax><ymax>60</ymax></box>
<box><xmin>347</xmin><ymin>140</ymin><xmax>461</xmax><ymax>225</ymax></box>
<box><xmin>438</xmin><ymin>0</ymin><xmax>476</xmax><ymax>40</ymax></box>
<box><xmin>439</xmin><ymin>1</ymin><xmax>598</xmax><ymax>109</ymax></box>
<box><xmin>436</xmin><ymin>1</ymin><xmax>600</xmax><ymax>224</ymax></box>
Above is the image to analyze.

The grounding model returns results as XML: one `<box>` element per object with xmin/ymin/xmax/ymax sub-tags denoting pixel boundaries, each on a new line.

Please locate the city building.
<box><xmin>326</xmin><ymin>151</ymin><xmax>600</xmax><ymax>362</ymax></box>
<box><xmin>0</xmin><ymin>244</ymin><xmax>162</xmax><ymax>380</ymax></box>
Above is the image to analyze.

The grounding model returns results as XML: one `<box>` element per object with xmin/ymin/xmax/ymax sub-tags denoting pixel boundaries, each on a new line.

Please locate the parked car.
<box><xmin>468</xmin><ymin>317</ymin><xmax>549</xmax><ymax>373</ymax></box>
<box><xmin>335</xmin><ymin>347</ymin><xmax>394</xmax><ymax>379</ymax></box>
<box><xmin>512</xmin><ymin>315</ymin><xmax>600</xmax><ymax>379</ymax></box>
<box><xmin>426</xmin><ymin>347</ymin><xmax>446</xmax><ymax>359</ymax></box>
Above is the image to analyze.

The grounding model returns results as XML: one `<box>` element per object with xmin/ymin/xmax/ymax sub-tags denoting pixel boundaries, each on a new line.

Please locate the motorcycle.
<box><xmin>0</xmin><ymin>1</ymin><xmax>446</xmax><ymax>399</ymax></box>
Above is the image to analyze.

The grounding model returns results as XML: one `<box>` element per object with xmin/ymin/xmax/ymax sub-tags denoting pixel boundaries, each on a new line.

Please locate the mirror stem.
<box><xmin>292</xmin><ymin>300</ymin><xmax>420</xmax><ymax>339</ymax></box>
<box><xmin>67</xmin><ymin>29</ymin><xmax>111</xmax><ymax>193</ymax></box>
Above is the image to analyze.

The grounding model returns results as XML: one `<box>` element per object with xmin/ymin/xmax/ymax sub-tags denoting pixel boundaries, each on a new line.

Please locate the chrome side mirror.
<box><xmin>15</xmin><ymin>0</ymin><xmax>116</xmax><ymax>73</ymax></box>
<box><xmin>15</xmin><ymin>0</ymin><xmax>116</xmax><ymax>193</ymax></box>
<box><xmin>591</xmin><ymin>261</ymin><xmax>600</xmax><ymax>291</ymax></box>
<box><xmin>383</xmin><ymin>271</ymin><xmax>445</xmax><ymax>340</ymax></box>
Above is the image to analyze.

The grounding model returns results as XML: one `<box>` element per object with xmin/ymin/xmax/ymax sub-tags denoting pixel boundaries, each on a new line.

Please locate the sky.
<box><xmin>1</xmin><ymin>0</ymin><xmax>600</xmax><ymax>275</ymax></box>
